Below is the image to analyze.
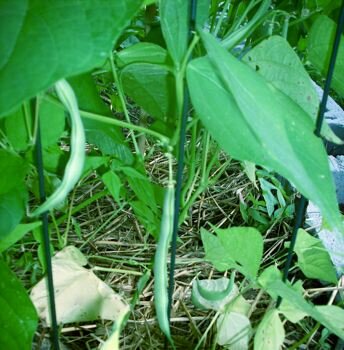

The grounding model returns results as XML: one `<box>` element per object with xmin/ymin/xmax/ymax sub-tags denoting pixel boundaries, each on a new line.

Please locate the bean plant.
<box><xmin>0</xmin><ymin>0</ymin><xmax>343</xmax><ymax>349</ymax></box>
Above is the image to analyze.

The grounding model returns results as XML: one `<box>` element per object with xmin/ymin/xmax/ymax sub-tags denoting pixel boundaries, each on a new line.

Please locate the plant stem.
<box><xmin>44</xmin><ymin>95</ymin><xmax>170</xmax><ymax>145</ymax></box>
<box><xmin>213</xmin><ymin>0</ymin><xmax>231</xmax><ymax>36</ymax></box>
<box><xmin>109</xmin><ymin>51</ymin><xmax>141</xmax><ymax>158</ymax></box>
<box><xmin>194</xmin><ymin>311</ymin><xmax>220</xmax><ymax>350</ymax></box>
<box><xmin>181</xmin><ymin>120</ymin><xmax>198</xmax><ymax>206</ymax></box>
<box><xmin>288</xmin><ymin>323</ymin><xmax>320</xmax><ymax>350</ymax></box>
<box><xmin>201</xmin><ymin>132</ymin><xmax>210</xmax><ymax>181</ymax></box>
<box><xmin>50</xmin><ymin>189</ymin><xmax>109</xmax><ymax>228</ymax></box>
<box><xmin>23</xmin><ymin>102</ymin><xmax>33</xmax><ymax>144</ymax></box>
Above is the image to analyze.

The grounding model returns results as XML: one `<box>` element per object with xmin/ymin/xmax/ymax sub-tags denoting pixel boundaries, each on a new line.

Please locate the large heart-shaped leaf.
<box><xmin>0</xmin><ymin>0</ymin><xmax>143</xmax><ymax>116</ymax></box>
<box><xmin>187</xmin><ymin>32</ymin><xmax>342</xmax><ymax>233</ymax></box>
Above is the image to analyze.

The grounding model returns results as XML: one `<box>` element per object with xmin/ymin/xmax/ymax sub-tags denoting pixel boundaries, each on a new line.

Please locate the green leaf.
<box><xmin>263</xmin><ymin>279</ymin><xmax>344</xmax><ymax>339</ymax></box>
<box><xmin>0</xmin><ymin>190</ymin><xmax>27</xmax><ymax>241</ymax></box>
<box><xmin>83</xmin><ymin>156</ymin><xmax>109</xmax><ymax>175</ymax></box>
<box><xmin>192</xmin><ymin>277</ymin><xmax>238</xmax><ymax>311</ymax></box>
<box><xmin>0</xmin><ymin>222</ymin><xmax>41</xmax><ymax>253</ymax></box>
<box><xmin>86</xmin><ymin>130</ymin><xmax>134</xmax><ymax>164</ymax></box>
<box><xmin>243</xmin><ymin>35</ymin><xmax>341</xmax><ymax>144</ymax></box>
<box><xmin>120</xmin><ymin>63</ymin><xmax>176</xmax><ymax>122</ymax></box>
<box><xmin>3</xmin><ymin>106</ymin><xmax>30</xmax><ymax>151</ymax></box>
<box><xmin>307</xmin><ymin>15</ymin><xmax>344</xmax><ymax>98</ymax></box>
<box><xmin>258</xmin><ymin>266</ymin><xmax>307</xmax><ymax>323</ymax></box>
<box><xmin>40</xmin><ymin>144</ymin><xmax>66</xmax><ymax>173</ymax></box>
<box><xmin>68</xmin><ymin>72</ymin><xmax>112</xmax><ymax>116</ymax></box>
<box><xmin>258</xmin><ymin>265</ymin><xmax>282</xmax><ymax>298</ymax></box>
<box><xmin>116</xmin><ymin>43</ymin><xmax>168</xmax><ymax>67</ymax></box>
<box><xmin>130</xmin><ymin>200</ymin><xmax>159</xmax><ymax>238</ymax></box>
<box><xmin>102</xmin><ymin>171</ymin><xmax>122</xmax><ymax>203</ymax></box>
<box><xmin>242</xmin><ymin>161</ymin><xmax>256</xmax><ymax>185</ymax></box>
<box><xmin>67</xmin><ymin>71</ymin><xmax>129</xmax><ymax>153</ymax></box>
<box><xmin>315</xmin><ymin>305</ymin><xmax>344</xmax><ymax>338</ymax></box>
<box><xmin>0</xmin><ymin>151</ymin><xmax>28</xmax><ymax>236</ymax></box>
<box><xmin>201</xmin><ymin>227</ymin><xmax>263</xmax><ymax>279</ymax></box>
<box><xmin>201</xmin><ymin>228</ymin><xmax>232</xmax><ymax>272</ymax></box>
<box><xmin>259</xmin><ymin>178</ymin><xmax>283</xmax><ymax>217</ymax></box>
<box><xmin>0</xmin><ymin>0</ymin><xmax>143</xmax><ymax>116</ymax></box>
<box><xmin>294</xmin><ymin>229</ymin><xmax>337</xmax><ymax>283</ymax></box>
<box><xmin>216</xmin><ymin>227</ymin><xmax>263</xmax><ymax>278</ymax></box>
<box><xmin>39</xmin><ymin>99</ymin><xmax>66</xmax><ymax>148</ymax></box>
<box><xmin>217</xmin><ymin>311</ymin><xmax>251</xmax><ymax>349</ymax></box>
<box><xmin>0</xmin><ymin>150</ymin><xmax>27</xmax><ymax>194</ymax></box>
<box><xmin>159</xmin><ymin>0</ymin><xmax>188</xmax><ymax>66</ymax></box>
<box><xmin>128</xmin><ymin>177</ymin><xmax>158</xmax><ymax>213</ymax></box>
<box><xmin>254</xmin><ymin>309</ymin><xmax>284</xmax><ymax>350</ymax></box>
<box><xmin>187</xmin><ymin>31</ymin><xmax>342</xmax><ymax>233</ymax></box>
<box><xmin>196</xmin><ymin>0</ymin><xmax>210</xmax><ymax>29</ymax></box>
<box><xmin>279</xmin><ymin>281</ymin><xmax>307</xmax><ymax>323</ymax></box>
<box><xmin>0</xmin><ymin>260</ymin><xmax>38</xmax><ymax>349</ymax></box>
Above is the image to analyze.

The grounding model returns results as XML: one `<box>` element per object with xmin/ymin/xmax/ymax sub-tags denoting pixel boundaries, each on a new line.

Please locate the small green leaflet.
<box><xmin>307</xmin><ymin>15</ymin><xmax>344</xmax><ymax>98</ymax></box>
<box><xmin>254</xmin><ymin>309</ymin><xmax>284</xmax><ymax>350</ymax></box>
<box><xmin>201</xmin><ymin>227</ymin><xmax>263</xmax><ymax>279</ymax></box>
<box><xmin>243</xmin><ymin>35</ymin><xmax>342</xmax><ymax>144</ymax></box>
<box><xmin>0</xmin><ymin>0</ymin><xmax>143</xmax><ymax>116</ymax></box>
<box><xmin>102</xmin><ymin>171</ymin><xmax>122</xmax><ymax>203</ymax></box>
<box><xmin>187</xmin><ymin>31</ymin><xmax>342</xmax><ymax>233</ymax></box>
<box><xmin>0</xmin><ymin>260</ymin><xmax>38</xmax><ymax>350</ymax></box>
<box><xmin>259</xmin><ymin>178</ymin><xmax>285</xmax><ymax>217</ymax></box>
<box><xmin>159</xmin><ymin>0</ymin><xmax>188</xmax><ymax>67</ymax></box>
<box><xmin>294</xmin><ymin>229</ymin><xmax>337</xmax><ymax>283</ymax></box>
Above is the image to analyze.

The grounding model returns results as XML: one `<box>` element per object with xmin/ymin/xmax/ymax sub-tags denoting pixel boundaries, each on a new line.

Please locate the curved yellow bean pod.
<box><xmin>30</xmin><ymin>80</ymin><xmax>85</xmax><ymax>217</ymax></box>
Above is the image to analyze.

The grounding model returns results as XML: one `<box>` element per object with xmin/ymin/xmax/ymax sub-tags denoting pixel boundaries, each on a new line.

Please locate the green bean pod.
<box><xmin>154</xmin><ymin>182</ymin><xmax>175</xmax><ymax>348</ymax></box>
<box><xmin>30</xmin><ymin>79</ymin><xmax>85</xmax><ymax>217</ymax></box>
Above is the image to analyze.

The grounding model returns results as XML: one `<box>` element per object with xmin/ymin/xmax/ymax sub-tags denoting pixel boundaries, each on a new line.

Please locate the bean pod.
<box><xmin>30</xmin><ymin>79</ymin><xmax>85</xmax><ymax>217</ymax></box>
<box><xmin>154</xmin><ymin>182</ymin><xmax>175</xmax><ymax>348</ymax></box>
